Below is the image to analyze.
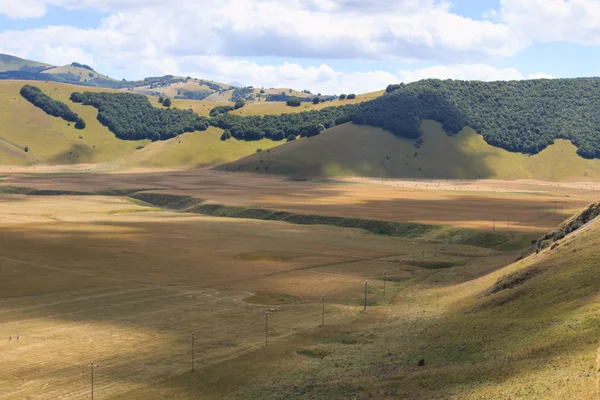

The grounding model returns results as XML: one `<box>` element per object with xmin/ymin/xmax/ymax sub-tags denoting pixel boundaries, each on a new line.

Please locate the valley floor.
<box><xmin>0</xmin><ymin>168</ymin><xmax>598</xmax><ymax>399</ymax></box>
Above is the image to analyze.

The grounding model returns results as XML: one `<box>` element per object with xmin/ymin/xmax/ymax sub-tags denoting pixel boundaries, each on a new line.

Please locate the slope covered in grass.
<box><xmin>0</xmin><ymin>80</ymin><xmax>146</xmax><ymax>165</ymax></box>
<box><xmin>114</xmin><ymin>127</ymin><xmax>281</xmax><ymax>168</ymax></box>
<box><xmin>0</xmin><ymin>54</ymin><xmax>51</xmax><ymax>72</ymax></box>
<box><xmin>228</xmin><ymin>204</ymin><xmax>600</xmax><ymax>399</ymax></box>
<box><xmin>221</xmin><ymin>120</ymin><xmax>600</xmax><ymax>181</ymax></box>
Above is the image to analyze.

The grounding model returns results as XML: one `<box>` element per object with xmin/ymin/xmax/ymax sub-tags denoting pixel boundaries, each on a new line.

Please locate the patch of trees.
<box><xmin>266</xmin><ymin>93</ymin><xmax>311</xmax><ymax>103</ymax></box>
<box><xmin>174</xmin><ymin>90</ymin><xmax>212</xmax><ymax>100</ymax></box>
<box><xmin>286</xmin><ymin>97</ymin><xmax>302</xmax><ymax>107</ymax></box>
<box><xmin>211</xmin><ymin>105</ymin><xmax>356</xmax><ymax>141</ymax></box>
<box><xmin>231</xmin><ymin>87</ymin><xmax>254</xmax><ymax>102</ymax></box>
<box><xmin>70</xmin><ymin>91</ymin><xmax>209</xmax><ymax>141</ymax></box>
<box><xmin>210</xmin><ymin>105</ymin><xmax>235</xmax><ymax>117</ymax></box>
<box><xmin>71</xmin><ymin>62</ymin><xmax>94</xmax><ymax>71</ymax></box>
<box><xmin>198</xmin><ymin>80</ymin><xmax>223</xmax><ymax>91</ymax></box>
<box><xmin>20</xmin><ymin>85</ymin><xmax>81</xmax><ymax>123</ymax></box>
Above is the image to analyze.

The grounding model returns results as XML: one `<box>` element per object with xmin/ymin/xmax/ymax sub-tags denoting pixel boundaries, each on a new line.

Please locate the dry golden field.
<box><xmin>0</xmin><ymin>192</ymin><xmax>494</xmax><ymax>399</ymax></box>
<box><xmin>1</xmin><ymin>169</ymin><xmax>599</xmax><ymax>399</ymax></box>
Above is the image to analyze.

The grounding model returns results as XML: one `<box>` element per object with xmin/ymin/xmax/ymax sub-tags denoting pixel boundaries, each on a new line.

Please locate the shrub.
<box><xmin>347</xmin><ymin>93</ymin><xmax>356</xmax><ymax>99</ymax></box>
<box><xmin>286</xmin><ymin>97</ymin><xmax>302</xmax><ymax>107</ymax></box>
<box><xmin>339</xmin><ymin>94</ymin><xmax>347</xmax><ymax>100</ymax></box>
<box><xmin>70</xmin><ymin>92</ymin><xmax>86</xmax><ymax>103</ymax></box>
<box><xmin>136</xmin><ymin>145</ymin><xmax>145</xmax><ymax>150</ymax></box>
<box><xmin>24</xmin><ymin>146</ymin><xmax>29</xmax><ymax>152</ymax></box>
<box><xmin>74</xmin><ymin>118</ymin><xmax>86</xmax><ymax>130</ymax></box>
<box><xmin>162</xmin><ymin>98</ymin><xmax>172</xmax><ymax>107</ymax></box>
<box><xmin>287</xmin><ymin>134</ymin><xmax>297</xmax><ymax>142</ymax></box>
<box><xmin>312</xmin><ymin>97</ymin><xmax>320</xmax><ymax>104</ymax></box>
<box><xmin>158</xmin><ymin>96</ymin><xmax>164</xmax><ymax>104</ymax></box>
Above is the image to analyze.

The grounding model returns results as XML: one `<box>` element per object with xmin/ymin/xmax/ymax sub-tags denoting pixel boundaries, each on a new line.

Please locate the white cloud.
<box><xmin>0</xmin><ymin>0</ymin><xmax>47</xmax><ymax>18</ymax></box>
<box><xmin>171</xmin><ymin>56</ymin><xmax>398</xmax><ymax>94</ymax></box>
<box><xmin>500</xmin><ymin>0</ymin><xmax>600</xmax><ymax>45</ymax></box>
<box><xmin>0</xmin><ymin>0</ymin><xmax>521</xmax><ymax>63</ymax></box>
<box><xmin>398</xmin><ymin>64</ymin><xmax>555</xmax><ymax>83</ymax></box>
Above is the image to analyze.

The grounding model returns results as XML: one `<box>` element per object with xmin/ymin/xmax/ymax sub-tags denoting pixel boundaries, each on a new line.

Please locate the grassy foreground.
<box><xmin>113</xmin><ymin>202</ymin><xmax>600</xmax><ymax>399</ymax></box>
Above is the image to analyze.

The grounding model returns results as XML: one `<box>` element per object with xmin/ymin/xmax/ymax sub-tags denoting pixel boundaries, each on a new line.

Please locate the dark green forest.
<box><xmin>70</xmin><ymin>91</ymin><xmax>209</xmax><ymax>140</ymax></box>
<box><xmin>51</xmin><ymin>77</ymin><xmax>600</xmax><ymax>158</ymax></box>
<box><xmin>216</xmin><ymin>78</ymin><xmax>600</xmax><ymax>158</ymax></box>
<box><xmin>20</xmin><ymin>85</ymin><xmax>81</xmax><ymax>123</ymax></box>
<box><xmin>212</xmin><ymin>105</ymin><xmax>355</xmax><ymax>141</ymax></box>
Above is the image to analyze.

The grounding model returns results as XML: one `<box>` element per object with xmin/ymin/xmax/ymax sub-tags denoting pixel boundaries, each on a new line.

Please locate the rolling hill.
<box><xmin>220</xmin><ymin>120</ymin><xmax>600</xmax><ymax>181</ymax></box>
<box><xmin>232</xmin><ymin>201</ymin><xmax>600</xmax><ymax>399</ymax></box>
<box><xmin>0</xmin><ymin>80</ymin><xmax>282</xmax><ymax>167</ymax></box>
<box><xmin>0</xmin><ymin>54</ymin><xmax>52</xmax><ymax>73</ymax></box>
<box><xmin>0</xmin><ymin>53</ymin><xmax>332</xmax><ymax>104</ymax></box>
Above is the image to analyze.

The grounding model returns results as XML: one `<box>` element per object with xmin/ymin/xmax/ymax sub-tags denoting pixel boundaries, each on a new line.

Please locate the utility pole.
<box><xmin>89</xmin><ymin>361</ymin><xmax>98</xmax><ymax>400</ymax></box>
<box><xmin>507</xmin><ymin>216</ymin><xmax>510</xmax><ymax>229</ymax></box>
<box><xmin>321</xmin><ymin>295</ymin><xmax>326</xmax><ymax>327</ymax></box>
<box><xmin>383</xmin><ymin>270</ymin><xmax>388</xmax><ymax>296</ymax></box>
<box><xmin>265</xmin><ymin>312</ymin><xmax>269</xmax><ymax>346</ymax></box>
<box><xmin>363</xmin><ymin>280</ymin><xmax>368</xmax><ymax>312</ymax></box>
<box><xmin>190</xmin><ymin>332</ymin><xmax>195</xmax><ymax>372</ymax></box>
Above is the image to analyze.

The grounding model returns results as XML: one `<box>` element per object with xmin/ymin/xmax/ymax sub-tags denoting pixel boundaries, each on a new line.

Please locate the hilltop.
<box><xmin>0</xmin><ymin>53</ymin><xmax>328</xmax><ymax>103</ymax></box>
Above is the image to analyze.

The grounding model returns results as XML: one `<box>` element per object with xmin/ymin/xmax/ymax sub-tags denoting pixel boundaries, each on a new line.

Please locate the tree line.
<box><xmin>20</xmin><ymin>85</ymin><xmax>85</xmax><ymax>128</ymax></box>
<box><xmin>59</xmin><ymin>77</ymin><xmax>600</xmax><ymax>158</ymax></box>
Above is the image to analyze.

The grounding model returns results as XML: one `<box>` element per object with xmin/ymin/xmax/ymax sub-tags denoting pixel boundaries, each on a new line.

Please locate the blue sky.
<box><xmin>0</xmin><ymin>0</ymin><xmax>599</xmax><ymax>93</ymax></box>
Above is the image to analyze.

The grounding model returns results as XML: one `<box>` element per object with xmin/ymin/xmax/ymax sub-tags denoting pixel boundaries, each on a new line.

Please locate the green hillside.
<box><xmin>0</xmin><ymin>80</ymin><xmax>284</xmax><ymax>167</ymax></box>
<box><xmin>220</xmin><ymin>121</ymin><xmax>600</xmax><ymax>181</ymax></box>
<box><xmin>231</xmin><ymin>204</ymin><xmax>600</xmax><ymax>399</ymax></box>
<box><xmin>0</xmin><ymin>54</ymin><xmax>51</xmax><ymax>73</ymax></box>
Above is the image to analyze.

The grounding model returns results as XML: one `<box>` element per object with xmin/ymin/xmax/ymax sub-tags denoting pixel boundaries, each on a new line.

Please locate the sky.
<box><xmin>0</xmin><ymin>0</ymin><xmax>599</xmax><ymax>94</ymax></box>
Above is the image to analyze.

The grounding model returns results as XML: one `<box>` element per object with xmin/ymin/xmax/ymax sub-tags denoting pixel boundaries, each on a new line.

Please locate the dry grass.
<box><xmin>223</xmin><ymin>120</ymin><xmax>600</xmax><ymax>182</ymax></box>
<box><xmin>0</xmin><ymin>80</ymin><xmax>146</xmax><ymax>165</ymax></box>
<box><xmin>1</xmin><ymin>169</ymin><xmax>596</xmax><ymax>233</ymax></box>
<box><xmin>231</xmin><ymin>90</ymin><xmax>384</xmax><ymax>117</ymax></box>
<box><xmin>0</xmin><ymin>171</ymin><xmax>598</xmax><ymax>399</ymax></box>
<box><xmin>0</xmin><ymin>194</ymin><xmax>489</xmax><ymax>399</ymax></box>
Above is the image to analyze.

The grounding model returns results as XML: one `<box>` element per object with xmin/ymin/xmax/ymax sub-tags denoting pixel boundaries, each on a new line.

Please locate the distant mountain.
<box><xmin>0</xmin><ymin>54</ymin><xmax>52</xmax><ymax>73</ymax></box>
<box><xmin>0</xmin><ymin>53</ymin><xmax>327</xmax><ymax>103</ymax></box>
